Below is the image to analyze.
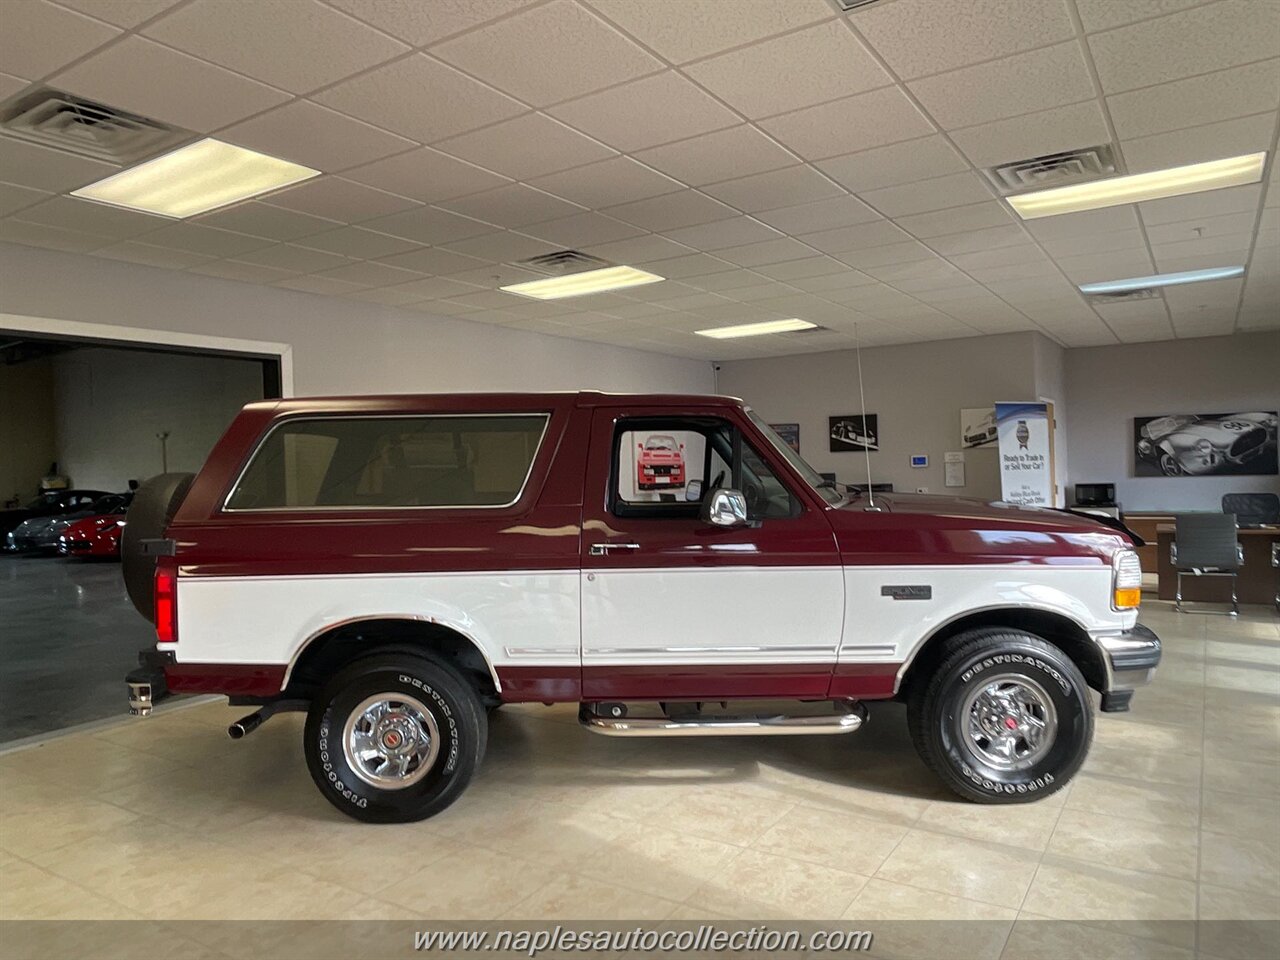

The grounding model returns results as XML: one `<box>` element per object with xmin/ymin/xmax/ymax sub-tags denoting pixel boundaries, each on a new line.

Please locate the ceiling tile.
<box><xmin>328</xmin><ymin>0</ymin><xmax>535</xmax><ymax>46</ymax></box>
<box><xmin>518</xmin><ymin>211</ymin><xmax>644</xmax><ymax>247</ymax></box>
<box><xmin>1107</xmin><ymin>60</ymin><xmax>1280</xmax><ymax>141</ymax></box>
<box><xmin>296</xmin><ymin>225</ymin><xmax>421</xmax><ymax>258</ymax></box>
<box><xmin>662</xmin><ymin>216</ymin><xmax>782</xmax><ymax>251</ymax></box>
<box><xmin>311</xmin><ymin>259</ymin><xmax>421</xmax><ymax>287</ymax></box>
<box><xmin>548</xmin><ymin>71</ymin><xmax>737</xmax><ymax>152</ymax></box>
<box><xmin>584</xmin><ymin>234</ymin><xmax>696</xmax><ymax>264</ymax></box>
<box><xmin>815</xmin><ymin>136</ymin><xmax>967</xmax><ymax>193</ymax></box>
<box><xmin>221</xmin><ymin>100</ymin><xmax>417</xmax><ymax>173</ymax></box>
<box><xmin>1024</xmin><ymin>205</ymin><xmax>1140</xmax><ymax>240</ymax></box>
<box><xmin>759</xmin><ymin>87</ymin><xmax>935</xmax><ymax>161</ymax></box>
<box><xmin>0</xmin><ymin>219</ymin><xmax>109</xmax><ymax>252</ymax></box>
<box><xmin>1087</xmin><ymin>0</ymin><xmax>1280</xmax><ymax>93</ymax></box>
<box><xmin>894</xmin><ymin>201</ymin><xmax>1013</xmax><ymax>239</ymax></box>
<box><xmin>1056</xmin><ymin>250</ymin><xmax>1156</xmax><ymax>283</ymax></box>
<box><xmin>526</xmin><ymin>156</ymin><xmax>683</xmax><ymax>208</ymax></box>
<box><xmin>834</xmin><ymin>239</ymin><xmax>935</xmax><ymax>267</ymax></box>
<box><xmin>0</xmin><ymin>1</ymin><xmax>120</xmax><ymax>80</ymax></box>
<box><xmin>54</xmin><ymin>0</ymin><xmax>186</xmax><ymax>27</ymax></box>
<box><xmin>444</xmin><ymin>263</ymin><xmax>543</xmax><ymax>287</ymax></box>
<box><xmin>926</xmin><ymin>225</ymin><xmax>1034</xmax><ymax>256</ymax></box>
<box><xmin>752</xmin><ymin>255</ymin><xmax>850</xmax><ymax>281</ymax></box>
<box><xmin>441</xmin><ymin>230</ymin><xmax>560</xmax><ymax>262</ymax></box>
<box><xmin>949</xmin><ymin>101</ymin><xmax>1111</xmax><ymax>169</ymax></box>
<box><xmin>313</xmin><ymin>54</ymin><xmax>526</xmax><ymax>144</ymax></box>
<box><xmin>142</xmin><ymin>0</ymin><xmax>408</xmax><ymax>94</ymax></box>
<box><xmin>908</xmin><ymin>41</ymin><xmax>1095</xmax><ymax>131</ymax></box>
<box><xmin>273</xmin><ymin>274</ymin><xmax>368</xmax><ymax>295</ymax></box>
<box><xmin>0</xmin><ymin>135</ymin><xmax>119</xmax><ymax>193</ymax></box>
<box><xmin>191</xmin><ymin>202</ymin><xmax>337</xmax><ymax>240</ymax></box>
<box><xmin>1120</xmin><ymin>113</ymin><xmax>1277</xmax><ymax>175</ymax></box>
<box><xmin>584</xmin><ymin>0</ymin><xmax>834</xmax><ymax>65</ymax></box>
<box><xmin>1138</xmin><ymin>184</ymin><xmax>1263</xmax><ymax>225</ymax></box>
<box><xmin>1039</xmin><ymin>229</ymin><xmax>1147</xmax><ymax>258</ymax></box>
<box><xmin>341</xmin><ymin>285</ymin><xmax>428</xmax><ymax>306</ymax></box>
<box><xmin>859</xmin><ymin>171</ymin><xmax>993</xmax><ymax>217</ymax></box>
<box><xmin>684</xmin><ymin>20</ymin><xmax>891</xmax><ymax>119</ymax></box>
<box><xmin>12</xmin><ymin>195</ymin><xmax>166</xmax><ymax>238</ymax></box>
<box><xmin>438</xmin><ymin>183</ymin><xmax>583</xmax><ymax>228</ymax></box>
<box><xmin>432</xmin><ymin>0</ymin><xmax>661</xmax><ymax>107</ymax></box>
<box><xmin>380</xmin><ymin>275</ymin><xmax>487</xmax><ymax>299</ymax></box>
<box><xmin>1145</xmin><ymin>211</ymin><xmax>1258</xmax><ymax>245</ymax></box>
<box><xmin>377</xmin><ymin>247</ymin><xmax>490</xmax><ymax>276</ymax></box>
<box><xmin>262</xmin><ymin>176</ymin><xmax>419</xmax><ymax>223</ymax></box>
<box><xmin>685</xmin><ymin>268</ymin><xmax>774</xmax><ymax>291</ymax></box>
<box><xmin>0</xmin><ymin>182</ymin><xmax>52</xmax><ymax>218</ymax></box>
<box><xmin>51</xmin><ymin>35</ymin><xmax>290</xmax><ymax>133</ymax></box>
<box><xmin>187</xmin><ymin>259</ymin><xmax>297</xmax><ymax>283</ymax></box>
<box><xmin>436</xmin><ymin>113</ymin><xmax>615</xmax><ymax>180</ymax></box>
<box><xmin>638</xmin><ymin>252</ymin><xmax>736</xmax><ymax>280</ymax></box>
<box><xmin>233</xmin><ymin>242</ymin><xmax>352</xmax><ymax>273</ymax></box>
<box><xmin>1074</xmin><ymin>0</ymin><xmax>1214</xmax><ymax>33</ymax></box>
<box><xmin>852</xmin><ymin>0</ymin><xmax>1075</xmax><ymax>80</ymax></box>
<box><xmin>1150</xmin><ymin>232</ymin><xmax>1254</xmax><ymax>262</ymax></box>
<box><xmin>701</xmin><ymin>165</ymin><xmax>844</xmax><ymax>213</ymax></box>
<box><xmin>633</xmin><ymin>125</ymin><xmax>798</xmax><ymax>187</ymax></box>
<box><xmin>602</xmin><ymin>190</ymin><xmax>736</xmax><ymax>232</ymax></box>
<box><xmin>0</xmin><ymin>73</ymin><xmax>27</xmax><ymax>101</ymax></box>
<box><xmin>94</xmin><ymin>241</ymin><xmax>213</xmax><ymax>269</ymax></box>
<box><xmin>137</xmin><ymin>222</ymin><xmax>274</xmax><ymax>258</ymax></box>
<box><xmin>354</xmin><ymin>206</ymin><xmax>495</xmax><ymax>244</ymax></box>
<box><xmin>342</xmin><ymin>147</ymin><xmax>509</xmax><ymax>202</ymax></box>
<box><xmin>800</xmin><ymin>220</ymin><xmax>914</xmax><ymax>255</ymax></box>
<box><xmin>752</xmin><ymin>196</ymin><xmax>881</xmax><ymax>234</ymax></box>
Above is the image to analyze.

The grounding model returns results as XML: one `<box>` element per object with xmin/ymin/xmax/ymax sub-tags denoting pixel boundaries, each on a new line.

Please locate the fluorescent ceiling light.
<box><xmin>695</xmin><ymin>318</ymin><xmax>817</xmax><ymax>339</ymax></box>
<box><xmin>1079</xmin><ymin>265</ymin><xmax>1245</xmax><ymax>294</ymax></box>
<box><xmin>1007</xmin><ymin>152</ymin><xmax>1266</xmax><ymax>220</ymax></box>
<box><xmin>500</xmin><ymin>265</ymin><xmax>663</xmax><ymax>300</ymax></box>
<box><xmin>71</xmin><ymin>138</ymin><xmax>320</xmax><ymax>218</ymax></box>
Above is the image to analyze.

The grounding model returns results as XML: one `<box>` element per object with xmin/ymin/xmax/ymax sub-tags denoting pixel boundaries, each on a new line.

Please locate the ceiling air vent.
<box><xmin>518</xmin><ymin>250</ymin><xmax>611</xmax><ymax>276</ymax></box>
<box><xmin>0</xmin><ymin>86</ymin><xmax>193</xmax><ymax>165</ymax></box>
<box><xmin>985</xmin><ymin>144</ymin><xmax>1118</xmax><ymax>196</ymax></box>
<box><xmin>834</xmin><ymin>0</ymin><xmax>885</xmax><ymax>10</ymax></box>
<box><xmin>1084</xmin><ymin>287</ymin><xmax>1160</xmax><ymax>303</ymax></box>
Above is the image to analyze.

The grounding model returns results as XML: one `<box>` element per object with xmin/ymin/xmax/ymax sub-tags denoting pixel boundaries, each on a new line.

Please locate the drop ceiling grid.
<box><xmin>0</xmin><ymin>0</ymin><xmax>1274</xmax><ymax>358</ymax></box>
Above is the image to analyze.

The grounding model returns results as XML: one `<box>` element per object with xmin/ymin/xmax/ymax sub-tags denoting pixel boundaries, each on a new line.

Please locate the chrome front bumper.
<box><xmin>1093</xmin><ymin>623</ymin><xmax>1162</xmax><ymax>712</ymax></box>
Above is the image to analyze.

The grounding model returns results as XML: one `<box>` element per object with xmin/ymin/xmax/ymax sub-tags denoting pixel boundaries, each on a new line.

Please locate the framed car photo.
<box><xmin>1133</xmin><ymin>411</ymin><xmax>1278</xmax><ymax>477</ymax></box>
<box><xmin>830</xmin><ymin>414</ymin><xmax>878</xmax><ymax>453</ymax></box>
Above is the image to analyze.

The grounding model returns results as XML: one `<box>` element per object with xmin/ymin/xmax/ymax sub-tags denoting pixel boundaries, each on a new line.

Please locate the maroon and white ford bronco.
<box><xmin>122</xmin><ymin>392</ymin><xmax>1160</xmax><ymax>823</ymax></box>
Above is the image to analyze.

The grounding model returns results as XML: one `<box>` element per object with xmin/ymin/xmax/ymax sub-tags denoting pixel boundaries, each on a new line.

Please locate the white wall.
<box><xmin>0</xmin><ymin>243</ymin><xmax>713</xmax><ymax>397</ymax></box>
<box><xmin>0</xmin><ymin>357</ymin><xmax>56</xmax><ymax>504</ymax></box>
<box><xmin>716</xmin><ymin>333</ymin><xmax>1052</xmax><ymax>500</ymax></box>
<box><xmin>1065</xmin><ymin>333</ymin><xmax>1280</xmax><ymax>511</ymax></box>
<box><xmin>1033</xmin><ymin>335</ymin><xmax>1068</xmax><ymax>506</ymax></box>
<box><xmin>50</xmin><ymin>347</ymin><xmax>265</xmax><ymax>491</ymax></box>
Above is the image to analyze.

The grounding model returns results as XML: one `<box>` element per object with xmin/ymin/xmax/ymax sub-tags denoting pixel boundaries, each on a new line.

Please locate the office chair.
<box><xmin>1171</xmin><ymin>513</ymin><xmax>1243</xmax><ymax>616</ymax></box>
<box><xmin>1221</xmin><ymin>492</ymin><xmax>1280</xmax><ymax>527</ymax></box>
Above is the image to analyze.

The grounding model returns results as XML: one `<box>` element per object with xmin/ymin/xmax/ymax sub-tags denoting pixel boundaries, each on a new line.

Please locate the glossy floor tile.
<box><xmin>0</xmin><ymin>598</ymin><xmax>1276</xmax><ymax>959</ymax></box>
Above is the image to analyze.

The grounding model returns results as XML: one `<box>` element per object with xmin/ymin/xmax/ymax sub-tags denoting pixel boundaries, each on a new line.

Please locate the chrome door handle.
<box><xmin>589</xmin><ymin>542</ymin><xmax>641</xmax><ymax>556</ymax></box>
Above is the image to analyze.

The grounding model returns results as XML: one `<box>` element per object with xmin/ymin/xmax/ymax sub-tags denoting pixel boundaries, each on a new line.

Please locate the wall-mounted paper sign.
<box><xmin>995</xmin><ymin>401</ymin><xmax>1053</xmax><ymax>506</ymax></box>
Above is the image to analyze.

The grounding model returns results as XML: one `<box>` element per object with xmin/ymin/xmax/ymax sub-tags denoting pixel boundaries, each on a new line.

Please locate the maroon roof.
<box><xmin>249</xmin><ymin>390</ymin><xmax>745</xmax><ymax>417</ymax></box>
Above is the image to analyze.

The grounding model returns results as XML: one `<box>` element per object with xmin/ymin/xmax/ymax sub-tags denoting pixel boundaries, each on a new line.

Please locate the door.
<box><xmin>579</xmin><ymin>406</ymin><xmax>844</xmax><ymax>700</ymax></box>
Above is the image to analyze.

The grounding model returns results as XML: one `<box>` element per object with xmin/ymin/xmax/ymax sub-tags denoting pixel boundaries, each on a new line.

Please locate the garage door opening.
<box><xmin>0</xmin><ymin>331</ymin><xmax>282</xmax><ymax>743</ymax></box>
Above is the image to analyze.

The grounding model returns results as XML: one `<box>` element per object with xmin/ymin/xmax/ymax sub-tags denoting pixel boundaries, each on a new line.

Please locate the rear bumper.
<box><xmin>1093</xmin><ymin>623</ymin><xmax>1162</xmax><ymax>712</ymax></box>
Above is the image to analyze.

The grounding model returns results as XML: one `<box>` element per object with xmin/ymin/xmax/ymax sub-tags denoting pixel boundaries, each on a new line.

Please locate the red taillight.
<box><xmin>155</xmin><ymin>566</ymin><xmax>177</xmax><ymax>643</ymax></box>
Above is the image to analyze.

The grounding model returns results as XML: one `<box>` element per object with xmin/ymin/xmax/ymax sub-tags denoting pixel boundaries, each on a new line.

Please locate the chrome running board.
<box><xmin>580</xmin><ymin>701</ymin><xmax>867</xmax><ymax>737</ymax></box>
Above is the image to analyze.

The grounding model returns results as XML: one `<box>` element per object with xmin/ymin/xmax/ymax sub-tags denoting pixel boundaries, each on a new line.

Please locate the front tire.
<box><xmin>304</xmin><ymin>654</ymin><xmax>486</xmax><ymax>823</ymax></box>
<box><xmin>907</xmin><ymin>629</ymin><xmax>1092</xmax><ymax>803</ymax></box>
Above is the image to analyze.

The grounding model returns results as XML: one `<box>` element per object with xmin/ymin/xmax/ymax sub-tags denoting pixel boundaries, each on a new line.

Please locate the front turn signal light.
<box><xmin>1112</xmin><ymin>550</ymin><xmax>1143</xmax><ymax>610</ymax></box>
<box><xmin>1114</xmin><ymin>587</ymin><xmax>1142</xmax><ymax>609</ymax></box>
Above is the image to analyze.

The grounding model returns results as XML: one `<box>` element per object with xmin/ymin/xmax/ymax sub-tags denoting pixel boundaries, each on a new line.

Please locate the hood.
<box><xmin>830</xmin><ymin>492</ymin><xmax>1131</xmax><ymax>565</ymax></box>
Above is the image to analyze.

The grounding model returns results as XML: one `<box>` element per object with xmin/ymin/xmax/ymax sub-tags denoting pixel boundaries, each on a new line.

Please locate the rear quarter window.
<box><xmin>224</xmin><ymin>414</ymin><xmax>548</xmax><ymax>510</ymax></box>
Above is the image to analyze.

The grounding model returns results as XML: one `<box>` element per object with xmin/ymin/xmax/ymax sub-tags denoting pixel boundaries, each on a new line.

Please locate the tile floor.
<box><xmin>1</xmin><ymin>598</ymin><xmax>1277</xmax><ymax>959</ymax></box>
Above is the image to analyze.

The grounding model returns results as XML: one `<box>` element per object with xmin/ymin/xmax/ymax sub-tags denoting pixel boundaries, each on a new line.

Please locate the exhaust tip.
<box><xmin>227</xmin><ymin>723</ymin><xmax>246</xmax><ymax>739</ymax></box>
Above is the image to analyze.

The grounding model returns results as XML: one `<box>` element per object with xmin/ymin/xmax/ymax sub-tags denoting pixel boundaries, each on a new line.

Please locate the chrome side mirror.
<box><xmin>702</xmin><ymin>488</ymin><xmax>748</xmax><ymax>527</ymax></box>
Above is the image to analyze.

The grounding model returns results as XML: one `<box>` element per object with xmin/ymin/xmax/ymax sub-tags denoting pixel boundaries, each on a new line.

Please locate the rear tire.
<box><xmin>304</xmin><ymin>654</ymin><xmax>486</xmax><ymax>823</ymax></box>
<box><xmin>120</xmin><ymin>473</ymin><xmax>193</xmax><ymax>622</ymax></box>
<box><xmin>907</xmin><ymin>628</ymin><xmax>1092</xmax><ymax>803</ymax></box>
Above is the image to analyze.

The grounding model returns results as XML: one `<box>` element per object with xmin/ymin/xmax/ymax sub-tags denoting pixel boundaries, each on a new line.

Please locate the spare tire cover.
<box><xmin>121</xmin><ymin>473</ymin><xmax>194</xmax><ymax>623</ymax></box>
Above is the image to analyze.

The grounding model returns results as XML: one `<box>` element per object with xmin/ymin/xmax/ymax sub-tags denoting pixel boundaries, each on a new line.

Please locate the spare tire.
<box><xmin>121</xmin><ymin>473</ymin><xmax>194</xmax><ymax>623</ymax></box>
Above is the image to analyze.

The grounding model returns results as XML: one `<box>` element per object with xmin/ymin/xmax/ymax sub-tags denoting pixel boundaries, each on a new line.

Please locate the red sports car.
<box><xmin>636</xmin><ymin>434</ymin><xmax>686</xmax><ymax>490</ymax></box>
<box><xmin>58</xmin><ymin>510</ymin><xmax>127</xmax><ymax>559</ymax></box>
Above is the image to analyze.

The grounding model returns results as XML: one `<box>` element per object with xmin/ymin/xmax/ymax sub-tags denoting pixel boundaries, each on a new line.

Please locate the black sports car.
<box><xmin>0</xmin><ymin>489</ymin><xmax>110</xmax><ymax>538</ymax></box>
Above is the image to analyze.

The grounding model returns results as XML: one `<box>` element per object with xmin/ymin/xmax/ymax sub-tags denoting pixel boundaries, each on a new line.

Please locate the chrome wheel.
<box><xmin>958</xmin><ymin>674</ymin><xmax>1057</xmax><ymax>772</ymax></box>
<box><xmin>342</xmin><ymin>693</ymin><xmax>440</xmax><ymax>790</ymax></box>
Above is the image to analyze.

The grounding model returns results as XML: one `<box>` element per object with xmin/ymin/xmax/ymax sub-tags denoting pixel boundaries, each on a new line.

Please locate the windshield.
<box><xmin>23</xmin><ymin>493</ymin><xmax>59</xmax><ymax>511</ymax></box>
<box><xmin>746</xmin><ymin>410</ymin><xmax>843</xmax><ymax>505</ymax></box>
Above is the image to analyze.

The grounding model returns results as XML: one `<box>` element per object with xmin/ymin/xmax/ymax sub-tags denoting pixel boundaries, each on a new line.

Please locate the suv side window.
<box><xmin>225</xmin><ymin>414</ymin><xmax>548</xmax><ymax>510</ymax></box>
<box><xmin>611</xmin><ymin>417</ymin><xmax>800</xmax><ymax>521</ymax></box>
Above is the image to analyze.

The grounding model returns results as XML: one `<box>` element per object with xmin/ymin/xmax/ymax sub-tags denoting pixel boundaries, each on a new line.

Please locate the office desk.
<box><xmin>1156</xmin><ymin>524</ymin><xmax>1280</xmax><ymax>605</ymax></box>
